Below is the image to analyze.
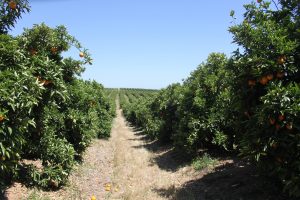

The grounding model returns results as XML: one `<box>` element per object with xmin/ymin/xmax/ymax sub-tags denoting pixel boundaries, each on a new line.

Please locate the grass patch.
<box><xmin>23</xmin><ymin>191</ymin><xmax>51</xmax><ymax>200</ymax></box>
<box><xmin>192</xmin><ymin>153</ymin><xmax>218</xmax><ymax>171</ymax></box>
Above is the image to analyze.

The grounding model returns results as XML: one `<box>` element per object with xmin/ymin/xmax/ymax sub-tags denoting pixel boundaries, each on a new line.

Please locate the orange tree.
<box><xmin>0</xmin><ymin>0</ymin><xmax>36</xmax><ymax>183</ymax></box>
<box><xmin>0</xmin><ymin>0</ymin><xmax>30</xmax><ymax>34</ymax></box>
<box><xmin>0</xmin><ymin>0</ymin><xmax>113</xmax><ymax>189</ymax></box>
<box><xmin>229</xmin><ymin>0</ymin><xmax>300</xmax><ymax>196</ymax></box>
<box><xmin>147</xmin><ymin>83</ymin><xmax>182</xmax><ymax>143</ymax></box>
<box><xmin>120</xmin><ymin>53</ymin><xmax>235</xmax><ymax>155</ymax></box>
<box><xmin>120</xmin><ymin>89</ymin><xmax>161</xmax><ymax>140</ymax></box>
<box><xmin>173</xmin><ymin>53</ymin><xmax>235</xmax><ymax>154</ymax></box>
<box><xmin>0</xmin><ymin>33</ymin><xmax>43</xmax><ymax>181</ymax></box>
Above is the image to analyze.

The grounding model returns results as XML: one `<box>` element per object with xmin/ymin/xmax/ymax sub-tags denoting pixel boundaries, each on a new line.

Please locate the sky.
<box><xmin>10</xmin><ymin>0</ymin><xmax>254</xmax><ymax>89</ymax></box>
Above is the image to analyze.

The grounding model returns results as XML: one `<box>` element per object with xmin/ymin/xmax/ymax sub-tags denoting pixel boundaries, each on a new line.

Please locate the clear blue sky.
<box><xmin>11</xmin><ymin>0</ymin><xmax>254</xmax><ymax>89</ymax></box>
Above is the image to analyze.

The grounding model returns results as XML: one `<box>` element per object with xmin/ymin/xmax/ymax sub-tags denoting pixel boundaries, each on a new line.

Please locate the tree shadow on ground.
<box><xmin>130</xmin><ymin>129</ymin><xmax>231</xmax><ymax>172</ymax></box>
<box><xmin>0</xmin><ymin>190</ymin><xmax>8</xmax><ymax>200</ymax></box>
<box><xmin>152</xmin><ymin>161</ymin><xmax>295</xmax><ymax>200</ymax></box>
<box><xmin>1</xmin><ymin>181</ymin><xmax>12</xmax><ymax>200</ymax></box>
<box><xmin>127</xmin><ymin>125</ymin><xmax>295</xmax><ymax>199</ymax></box>
<box><xmin>130</xmin><ymin>129</ymin><xmax>191</xmax><ymax>172</ymax></box>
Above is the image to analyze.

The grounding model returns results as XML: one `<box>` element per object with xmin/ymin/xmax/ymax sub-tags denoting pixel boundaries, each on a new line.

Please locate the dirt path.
<box><xmin>4</xmin><ymin>99</ymin><xmax>288</xmax><ymax>200</ymax></box>
<box><xmin>109</xmin><ymin>101</ymin><xmax>196</xmax><ymax>200</ymax></box>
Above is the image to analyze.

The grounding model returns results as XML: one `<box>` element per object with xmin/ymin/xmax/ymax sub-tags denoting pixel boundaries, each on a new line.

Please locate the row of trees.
<box><xmin>121</xmin><ymin>0</ymin><xmax>300</xmax><ymax>197</ymax></box>
<box><xmin>0</xmin><ymin>0</ymin><xmax>114</xmax><ymax>189</ymax></box>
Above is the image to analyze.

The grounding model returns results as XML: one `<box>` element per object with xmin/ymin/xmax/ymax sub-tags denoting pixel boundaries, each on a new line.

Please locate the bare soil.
<box><xmin>2</xmin><ymin>100</ymin><xmax>290</xmax><ymax>200</ymax></box>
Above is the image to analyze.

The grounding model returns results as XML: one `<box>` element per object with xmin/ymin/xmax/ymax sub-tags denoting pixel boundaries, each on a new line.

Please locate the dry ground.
<box><xmin>3</xmin><ymin>100</ymin><xmax>290</xmax><ymax>200</ymax></box>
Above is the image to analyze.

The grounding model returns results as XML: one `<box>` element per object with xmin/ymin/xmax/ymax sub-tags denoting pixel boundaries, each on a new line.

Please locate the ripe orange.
<box><xmin>104</xmin><ymin>183</ymin><xmax>111</xmax><ymax>191</ymax></box>
<box><xmin>248</xmin><ymin>79</ymin><xmax>256</xmax><ymax>86</ymax></box>
<box><xmin>276</xmin><ymin>71</ymin><xmax>284</xmax><ymax>78</ymax></box>
<box><xmin>259</xmin><ymin>76</ymin><xmax>268</xmax><ymax>85</ymax></box>
<box><xmin>44</xmin><ymin>80</ymin><xmax>52</xmax><ymax>86</ymax></box>
<box><xmin>266</xmin><ymin>74</ymin><xmax>274</xmax><ymax>81</ymax></box>
<box><xmin>51</xmin><ymin>47</ymin><xmax>58</xmax><ymax>54</ymax></box>
<box><xmin>269</xmin><ymin>118</ymin><xmax>275</xmax><ymax>125</ymax></box>
<box><xmin>30</xmin><ymin>49</ymin><xmax>37</xmax><ymax>56</ymax></box>
<box><xmin>0</xmin><ymin>115</ymin><xmax>5</xmax><ymax>122</ymax></box>
<box><xmin>278</xmin><ymin>114</ymin><xmax>285</xmax><ymax>121</ymax></box>
<box><xmin>91</xmin><ymin>195</ymin><xmax>96</xmax><ymax>200</ymax></box>
<box><xmin>277</xmin><ymin>55</ymin><xmax>286</xmax><ymax>65</ymax></box>
<box><xmin>36</xmin><ymin>77</ymin><xmax>51</xmax><ymax>86</ymax></box>
<box><xmin>9</xmin><ymin>1</ymin><xmax>17</xmax><ymax>10</ymax></box>
<box><xmin>271</xmin><ymin>143</ymin><xmax>278</xmax><ymax>149</ymax></box>
<box><xmin>79</xmin><ymin>52</ymin><xmax>84</xmax><ymax>58</ymax></box>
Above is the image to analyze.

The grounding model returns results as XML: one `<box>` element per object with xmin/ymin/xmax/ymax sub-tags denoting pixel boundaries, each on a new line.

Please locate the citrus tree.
<box><xmin>0</xmin><ymin>0</ymin><xmax>113</xmax><ymax>189</ymax></box>
<box><xmin>174</xmin><ymin>53</ymin><xmax>235</xmax><ymax>154</ymax></box>
<box><xmin>229</xmin><ymin>0</ymin><xmax>300</xmax><ymax>196</ymax></box>
<box><xmin>0</xmin><ymin>0</ymin><xmax>30</xmax><ymax>34</ymax></box>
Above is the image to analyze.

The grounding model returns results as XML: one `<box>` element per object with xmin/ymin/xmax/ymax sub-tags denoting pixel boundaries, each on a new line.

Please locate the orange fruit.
<box><xmin>277</xmin><ymin>55</ymin><xmax>286</xmax><ymax>65</ymax></box>
<box><xmin>44</xmin><ymin>80</ymin><xmax>52</xmax><ymax>86</ymax></box>
<box><xmin>257</xmin><ymin>0</ymin><xmax>262</xmax><ymax>3</ymax></box>
<box><xmin>269</xmin><ymin>118</ymin><xmax>275</xmax><ymax>125</ymax></box>
<box><xmin>79</xmin><ymin>52</ymin><xmax>84</xmax><ymax>58</ymax></box>
<box><xmin>91</xmin><ymin>195</ymin><xmax>96</xmax><ymax>200</ymax></box>
<box><xmin>266</xmin><ymin>74</ymin><xmax>274</xmax><ymax>81</ymax></box>
<box><xmin>276</xmin><ymin>71</ymin><xmax>285</xmax><ymax>78</ymax></box>
<box><xmin>248</xmin><ymin>79</ymin><xmax>256</xmax><ymax>86</ymax></box>
<box><xmin>9</xmin><ymin>1</ymin><xmax>17</xmax><ymax>10</ymax></box>
<box><xmin>104</xmin><ymin>183</ymin><xmax>111</xmax><ymax>191</ymax></box>
<box><xmin>51</xmin><ymin>47</ymin><xmax>58</xmax><ymax>54</ymax></box>
<box><xmin>0</xmin><ymin>115</ymin><xmax>5</xmax><ymax>122</ymax></box>
<box><xmin>36</xmin><ymin>77</ymin><xmax>52</xmax><ymax>86</ymax></box>
<box><xmin>0</xmin><ymin>156</ymin><xmax>6</xmax><ymax>161</ymax></box>
<box><xmin>271</xmin><ymin>143</ymin><xmax>278</xmax><ymax>149</ymax></box>
<box><xmin>259</xmin><ymin>76</ymin><xmax>268</xmax><ymax>85</ymax></box>
<box><xmin>104</xmin><ymin>183</ymin><xmax>111</xmax><ymax>187</ymax></box>
<box><xmin>278</xmin><ymin>114</ymin><xmax>285</xmax><ymax>121</ymax></box>
<box><xmin>30</xmin><ymin>49</ymin><xmax>37</xmax><ymax>56</ymax></box>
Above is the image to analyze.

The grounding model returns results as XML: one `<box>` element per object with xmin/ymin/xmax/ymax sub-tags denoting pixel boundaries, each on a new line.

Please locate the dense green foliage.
<box><xmin>0</xmin><ymin>1</ymin><xmax>113</xmax><ymax>190</ymax></box>
<box><xmin>121</xmin><ymin>54</ymin><xmax>235</xmax><ymax>153</ymax></box>
<box><xmin>228</xmin><ymin>0</ymin><xmax>300</xmax><ymax>196</ymax></box>
<box><xmin>1</xmin><ymin>0</ymin><xmax>300</xmax><ymax>197</ymax></box>
<box><xmin>120</xmin><ymin>0</ymin><xmax>300</xmax><ymax>197</ymax></box>
<box><xmin>0</xmin><ymin>0</ymin><xmax>30</xmax><ymax>34</ymax></box>
<box><xmin>104</xmin><ymin>88</ymin><xmax>119</xmax><ymax>117</ymax></box>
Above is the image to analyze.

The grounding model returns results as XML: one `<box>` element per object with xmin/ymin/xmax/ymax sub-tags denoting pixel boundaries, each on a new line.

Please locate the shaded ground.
<box><xmin>3</xmin><ymin>99</ymin><xmax>293</xmax><ymax>200</ymax></box>
<box><xmin>3</xmin><ymin>133</ymin><xmax>115</xmax><ymax>200</ymax></box>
